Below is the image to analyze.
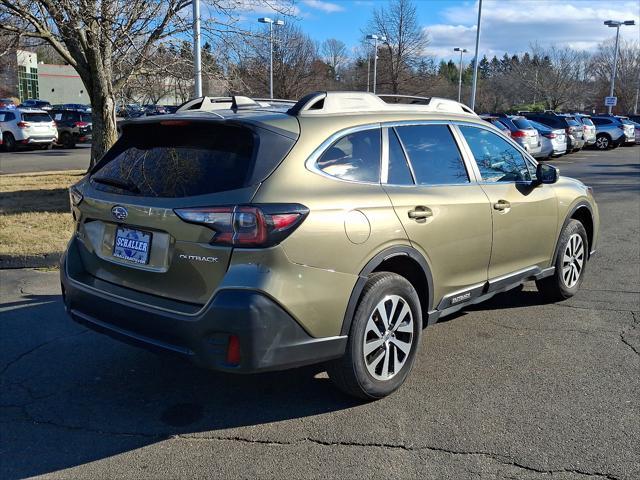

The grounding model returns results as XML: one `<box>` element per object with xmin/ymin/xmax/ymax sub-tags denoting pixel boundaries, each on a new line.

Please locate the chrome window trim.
<box><xmin>452</xmin><ymin>121</ymin><xmax>538</xmax><ymax>185</ymax></box>
<box><xmin>384</xmin><ymin>122</ymin><xmax>473</xmax><ymax>187</ymax></box>
<box><xmin>305</xmin><ymin>123</ymin><xmax>383</xmax><ymax>186</ymax></box>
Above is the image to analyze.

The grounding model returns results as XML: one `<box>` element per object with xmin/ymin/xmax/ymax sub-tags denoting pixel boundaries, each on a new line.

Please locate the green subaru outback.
<box><xmin>61</xmin><ymin>92</ymin><xmax>599</xmax><ymax>399</ymax></box>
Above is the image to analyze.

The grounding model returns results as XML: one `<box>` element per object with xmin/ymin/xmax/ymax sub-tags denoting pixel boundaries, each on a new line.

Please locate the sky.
<box><xmin>236</xmin><ymin>0</ymin><xmax>640</xmax><ymax>60</ymax></box>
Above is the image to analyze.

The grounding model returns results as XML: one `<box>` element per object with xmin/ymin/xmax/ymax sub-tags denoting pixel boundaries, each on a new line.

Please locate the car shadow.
<box><xmin>1</xmin><ymin>294</ymin><xmax>362</xmax><ymax>479</ymax></box>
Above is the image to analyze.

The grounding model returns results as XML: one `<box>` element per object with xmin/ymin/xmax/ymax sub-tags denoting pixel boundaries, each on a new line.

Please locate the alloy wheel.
<box><xmin>562</xmin><ymin>233</ymin><xmax>584</xmax><ymax>288</ymax></box>
<box><xmin>362</xmin><ymin>294</ymin><xmax>414</xmax><ymax>381</ymax></box>
<box><xmin>595</xmin><ymin>136</ymin><xmax>609</xmax><ymax>149</ymax></box>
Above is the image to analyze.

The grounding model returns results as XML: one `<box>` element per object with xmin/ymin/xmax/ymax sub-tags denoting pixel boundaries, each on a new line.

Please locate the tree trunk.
<box><xmin>89</xmin><ymin>92</ymin><xmax>118</xmax><ymax>170</ymax></box>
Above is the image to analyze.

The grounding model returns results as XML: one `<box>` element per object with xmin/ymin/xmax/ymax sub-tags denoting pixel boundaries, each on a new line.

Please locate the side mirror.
<box><xmin>536</xmin><ymin>163</ymin><xmax>559</xmax><ymax>184</ymax></box>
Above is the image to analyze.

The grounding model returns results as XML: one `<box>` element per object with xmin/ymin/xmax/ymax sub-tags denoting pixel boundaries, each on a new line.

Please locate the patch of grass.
<box><xmin>0</xmin><ymin>171</ymin><xmax>85</xmax><ymax>268</ymax></box>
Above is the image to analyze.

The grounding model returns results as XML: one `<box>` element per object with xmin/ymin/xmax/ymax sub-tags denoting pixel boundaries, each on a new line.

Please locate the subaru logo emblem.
<box><xmin>111</xmin><ymin>205</ymin><xmax>128</xmax><ymax>221</ymax></box>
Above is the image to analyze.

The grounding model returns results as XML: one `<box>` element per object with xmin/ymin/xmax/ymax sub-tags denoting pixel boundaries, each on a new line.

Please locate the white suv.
<box><xmin>0</xmin><ymin>108</ymin><xmax>57</xmax><ymax>151</ymax></box>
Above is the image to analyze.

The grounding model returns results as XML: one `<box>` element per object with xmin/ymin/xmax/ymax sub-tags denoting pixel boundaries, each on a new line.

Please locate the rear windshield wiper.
<box><xmin>92</xmin><ymin>176</ymin><xmax>140</xmax><ymax>193</ymax></box>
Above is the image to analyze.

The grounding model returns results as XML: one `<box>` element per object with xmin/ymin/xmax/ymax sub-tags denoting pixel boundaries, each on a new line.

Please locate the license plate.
<box><xmin>113</xmin><ymin>227</ymin><xmax>151</xmax><ymax>264</ymax></box>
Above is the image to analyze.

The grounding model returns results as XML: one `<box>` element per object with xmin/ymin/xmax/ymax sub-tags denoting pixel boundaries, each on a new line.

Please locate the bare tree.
<box><xmin>367</xmin><ymin>0</ymin><xmax>429</xmax><ymax>93</ymax></box>
<box><xmin>589</xmin><ymin>39</ymin><xmax>640</xmax><ymax>113</ymax></box>
<box><xmin>0</xmin><ymin>0</ymin><xmax>289</xmax><ymax>166</ymax></box>
<box><xmin>321</xmin><ymin>38</ymin><xmax>348</xmax><ymax>79</ymax></box>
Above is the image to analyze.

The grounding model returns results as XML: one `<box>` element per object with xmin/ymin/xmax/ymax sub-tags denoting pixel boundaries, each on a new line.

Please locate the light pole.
<box><xmin>258</xmin><ymin>17</ymin><xmax>285</xmax><ymax>99</ymax></box>
<box><xmin>470</xmin><ymin>0</ymin><xmax>483</xmax><ymax>110</ymax></box>
<box><xmin>453</xmin><ymin>47</ymin><xmax>468</xmax><ymax>103</ymax></box>
<box><xmin>366</xmin><ymin>34</ymin><xmax>386</xmax><ymax>94</ymax></box>
<box><xmin>604</xmin><ymin>19</ymin><xmax>636</xmax><ymax>114</ymax></box>
<box><xmin>192</xmin><ymin>0</ymin><xmax>202</xmax><ymax>97</ymax></box>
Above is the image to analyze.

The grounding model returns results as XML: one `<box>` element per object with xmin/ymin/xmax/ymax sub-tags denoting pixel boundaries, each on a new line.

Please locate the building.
<box><xmin>0</xmin><ymin>49</ymin><xmax>89</xmax><ymax>104</ymax></box>
<box><xmin>38</xmin><ymin>63</ymin><xmax>90</xmax><ymax>104</ymax></box>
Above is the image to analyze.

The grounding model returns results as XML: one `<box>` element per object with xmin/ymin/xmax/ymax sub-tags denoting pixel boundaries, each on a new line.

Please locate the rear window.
<box><xmin>91</xmin><ymin>122</ymin><xmax>295</xmax><ymax>198</ymax></box>
<box><xmin>580</xmin><ymin>118</ymin><xmax>594</xmax><ymax>126</ymax></box>
<box><xmin>22</xmin><ymin>113</ymin><xmax>52</xmax><ymax>122</ymax></box>
<box><xmin>512</xmin><ymin>118</ymin><xmax>533</xmax><ymax>129</ymax></box>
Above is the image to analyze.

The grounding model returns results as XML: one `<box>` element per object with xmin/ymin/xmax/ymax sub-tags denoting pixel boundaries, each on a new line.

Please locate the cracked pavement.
<box><xmin>1</xmin><ymin>148</ymin><xmax>639</xmax><ymax>479</ymax></box>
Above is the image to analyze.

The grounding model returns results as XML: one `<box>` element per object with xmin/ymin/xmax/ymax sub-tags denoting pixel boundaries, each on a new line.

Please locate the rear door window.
<box><xmin>316</xmin><ymin>129</ymin><xmax>381</xmax><ymax>183</ymax></box>
<box><xmin>91</xmin><ymin>122</ymin><xmax>295</xmax><ymax>197</ymax></box>
<box><xmin>395</xmin><ymin>124</ymin><xmax>469</xmax><ymax>185</ymax></box>
<box><xmin>386</xmin><ymin>128</ymin><xmax>414</xmax><ymax>185</ymax></box>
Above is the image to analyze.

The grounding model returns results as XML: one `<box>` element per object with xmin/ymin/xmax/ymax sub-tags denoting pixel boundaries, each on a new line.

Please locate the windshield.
<box><xmin>512</xmin><ymin>118</ymin><xmax>533</xmax><ymax>129</ymax></box>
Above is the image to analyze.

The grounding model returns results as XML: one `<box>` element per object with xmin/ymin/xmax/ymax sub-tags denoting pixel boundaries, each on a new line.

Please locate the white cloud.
<box><xmin>428</xmin><ymin>0</ymin><xmax>640</xmax><ymax>60</ymax></box>
<box><xmin>302</xmin><ymin>0</ymin><xmax>345</xmax><ymax>13</ymax></box>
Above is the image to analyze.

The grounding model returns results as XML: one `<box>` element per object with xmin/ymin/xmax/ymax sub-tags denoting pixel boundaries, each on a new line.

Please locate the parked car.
<box><xmin>480</xmin><ymin>115</ymin><xmax>511</xmax><ymax>138</ymax></box>
<box><xmin>144</xmin><ymin>104</ymin><xmax>167</xmax><ymax>116</ymax></box>
<box><xmin>618</xmin><ymin>117</ymin><xmax>637</xmax><ymax>145</ymax></box>
<box><xmin>590</xmin><ymin>116</ymin><xmax>629</xmax><ymax>149</ymax></box>
<box><xmin>61</xmin><ymin>92</ymin><xmax>599</xmax><ymax>399</ymax></box>
<box><xmin>0</xmin><ymin>98</ymin><xmax>16</xmax><ymax>109</ymax></box>
<box><xmin>520</xmin><ymin>111</ymin><xmax>585</xmax><ymax>152</ymax></box>
<box><xmin>19</xmin><ymin>99</ymin><xmax>52</xmax><ymax>110</ymax></box>
<box><xmin>493</xmin><ymin>114</ymin><xmax>543</xmax><ymax>157</ymax></box>
<box><xmin>572</xmin><ymin>114</ymin><xmax>596</xmax><ymax>146</ymax></box>
<box><xmin>626</xmin><ymin>120</ymin><xmax>640</xmax><ymax>145</ymax></box>
<box><xmin>528</xmin><ymin>120</ymin><xmax>567</xmax><ymax>158</ymax></box>
<box><xmin>627</xmin><ymin>114</ymin><xmax>640</xmax><ymax>124</ymax></box>
<box><xmin>50</xmin><ymin>108</ymin><xmax>92</xmax><ymax>148</ymax></box>
<box><xmin>0</xmin><ymin>108</ymin><xmax>57</xmax><ymax>151</ymax></box>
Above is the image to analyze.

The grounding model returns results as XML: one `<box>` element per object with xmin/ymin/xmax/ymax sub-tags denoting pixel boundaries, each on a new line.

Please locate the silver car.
<box><xmin>495</xmin><ymin>115</ymin><xmax>543</xmax><ymax>157</ymax></box>
<box><xmin>574</xmin><ymin>114</ymin><xmax>596</xmax><ymax>146</ymax></box>
<box><xmin>528</xmin><ymin>120</ymin><xmax>567</xmax><ymax>158</ymax></box>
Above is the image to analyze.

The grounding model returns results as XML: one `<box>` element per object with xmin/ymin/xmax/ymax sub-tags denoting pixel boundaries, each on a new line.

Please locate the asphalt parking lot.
<box><xmin>1</xmin><ymin>147</ymin><xmax>639</xmax><ymax>479</ymax></box>
<box><xmin>0</xmin><ymin>145</ymin><xmax>90</xmax><ymax>174</ymax></box>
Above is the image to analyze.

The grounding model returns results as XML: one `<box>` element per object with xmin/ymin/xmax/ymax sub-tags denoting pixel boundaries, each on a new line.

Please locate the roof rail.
<box><xmin>287</xmin><ymin>91</ymin><xmax>478</xmax><ymax>117</ymax></box>
<box><xmin>176</xmin><ymin>95</ymin><xmax>295</xmax><ymax>113</ymax></box>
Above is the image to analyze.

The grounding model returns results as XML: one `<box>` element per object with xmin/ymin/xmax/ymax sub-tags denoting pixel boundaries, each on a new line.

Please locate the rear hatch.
<box><xmin>21</xmin><ymin>111</ymin><xmax>56</xmax><ymax>137</ymax></box>
<box><xmin>74</xmin><ymin>117</ymin><xmax>298</xmax><ymax>305</ymax></box>
<box><xmin>566</xmin><ymin>118</ymin><xmax>583</xmax><ymax>140</ymax></box>
<box><xmin>512</xmin><ymin>117</ymin><xmax>540</xmax><ymax>149</ymax></box>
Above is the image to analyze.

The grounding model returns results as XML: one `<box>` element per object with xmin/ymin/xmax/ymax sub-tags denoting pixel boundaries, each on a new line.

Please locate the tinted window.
<box><xmin>460</xmin><ymin>126</ymin><xmax>531</xmax><ymax>183</ymax></box>
<box><xmin>22</xmin><ymin>113</ymin><xmax>52</xmax><ymax>122</ymax></box>
<box><xmin>0</xmin><ymin>112</ymin><xmax>15</xmax><ymax>121</ymax></box>
<box><xmin>592</xmin><ymin>118</ymin><xmax>611</xmax><ymax>125</ymax></box>
<box><xmin>395</xmin><ymin>125</ymin><xmax>468</xmax><ymax>185</ymax></box>
<box><xmin>387</xmin><ymin>129</ymin><xmax>414</xmax><ymax>185</ymax></box>
<box><xmin>317</xmin><ymin>129</ymin><xmax>380</xmax><ymax>183</ymax></box>
<box><xmin>512</xmin><ymin>118</ymin><xmax>533</xmax><ymax>129</ymax></box>
<box><xmin>91</xmin><ymin>122</ymin><xmax>294</xmax><ymax>197</ymax></box>
<box><xmin>566</xmin><ymin>118</ymin><xmax>580</xmax><ymax>127</ymax></box>
<box><xmin>581</xmin><ymin>118</ymin><xmax>594</xmax><ymax>126</ymax></box>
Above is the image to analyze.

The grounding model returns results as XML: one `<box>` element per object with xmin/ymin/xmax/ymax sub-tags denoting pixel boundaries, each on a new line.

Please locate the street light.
<box><xmin>192</xmin><ymin>0</ymin><xmax>202</xmax><ymax>97</ymax></box>
<box><xmin>604</xmin><ymin>19</ymin><xmax>636</xmax><ymax>114</ymax></box>
<box><xmin>470</xmin><ymin>0</ymin><xmax>483</xmax><ymax>110</ymax></box>
<box><xmin>258</xmin><ymin>17</ymin><xmax>285</xmax><ymax>99</ymax></box>
<box><xmin>366</xmin><ymin>34</ymin><xmax>386</xmax><ymax>94</ymax></box>
<box><xmin>453</xmin><ymin>47</ymin><xmax>468</xmax><ymax>103</ymax></box>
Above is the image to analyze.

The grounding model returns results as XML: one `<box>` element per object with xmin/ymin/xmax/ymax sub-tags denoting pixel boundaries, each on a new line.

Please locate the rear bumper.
<box><xmin>22</xmin><ymin>136</ymin><xmax>56</xmax><ymax>144</ymax></box>
<box><xmin>60</xmin><ymin>251</ymin><xmax>347</xmax><ymax>374</ymax></box>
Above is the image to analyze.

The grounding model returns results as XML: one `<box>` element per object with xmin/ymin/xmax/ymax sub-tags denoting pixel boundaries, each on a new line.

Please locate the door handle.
<box><xmin>408</xmin><ymin>206</ymin><xmax>433</xmax><ymax>221</ymax></box>
<box><xmin>493</xmin><ymin>200</ymin><xmax>511</xmax><ymax>211</ymax></box>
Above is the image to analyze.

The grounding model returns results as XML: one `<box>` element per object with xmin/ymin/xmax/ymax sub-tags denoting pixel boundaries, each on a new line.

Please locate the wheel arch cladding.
<box><xmin>340</xmin><ymin>246</ymin><xmax>434</xmax><ymax>336</ymax></box>
<box><xmin>571</xmin><ymin>205</ymin><xmax>594</xmax><ymax>255</ymax></box>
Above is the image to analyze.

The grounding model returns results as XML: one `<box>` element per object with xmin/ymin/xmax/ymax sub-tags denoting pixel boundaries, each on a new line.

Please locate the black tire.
<box><xmin>327</xmin><ymin>272</ymin><xmax>422</xmax><ymax>400</ymax></box>
<box><xmin>3</xmin><ymin>132</ymin><xmax>16</xmax><ymax>152</ymax></box>
<box><xmin>536</xmin><ymin>219</ymin><xmax>588</xmax><ymax>302</ymax></box>
<box><xmin>595</xmin><ymin>134</ymin><xmax>610</xmax><ymax>150</ymax></box>
<box><xmin>61</xmin><ymin>133</ymin><xmax>76</xmax><ymax>149</ymax></box>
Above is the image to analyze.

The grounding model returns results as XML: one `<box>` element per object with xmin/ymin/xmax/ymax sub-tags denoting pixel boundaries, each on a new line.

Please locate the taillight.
<box><xmin>511</xmin><ymin>130</ymin><xmax>527</xmax><ymax>138</ymax></box>
<box><xmin>17</xmin><ymin>121</ymin><xmax>29</xmax><ymax>128</ymax></box>
<box><xmin>174</xmin><ymin>204</ymin><xmax>308</xmax><ymax>247</ymax></box>
<box><xmin>74</xmin><ymin>121</ymin><xmax>89</xmax><ymax>128</ymax></box>
<box><xmin>226</xmin><ymin>335</ymin><xmax>241</xmax><ymax>365</ymax></box>
<box><xmin>544</xmin><ymin>133</ymin><xmax>557</xmax><ymax>139</ymax></box>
